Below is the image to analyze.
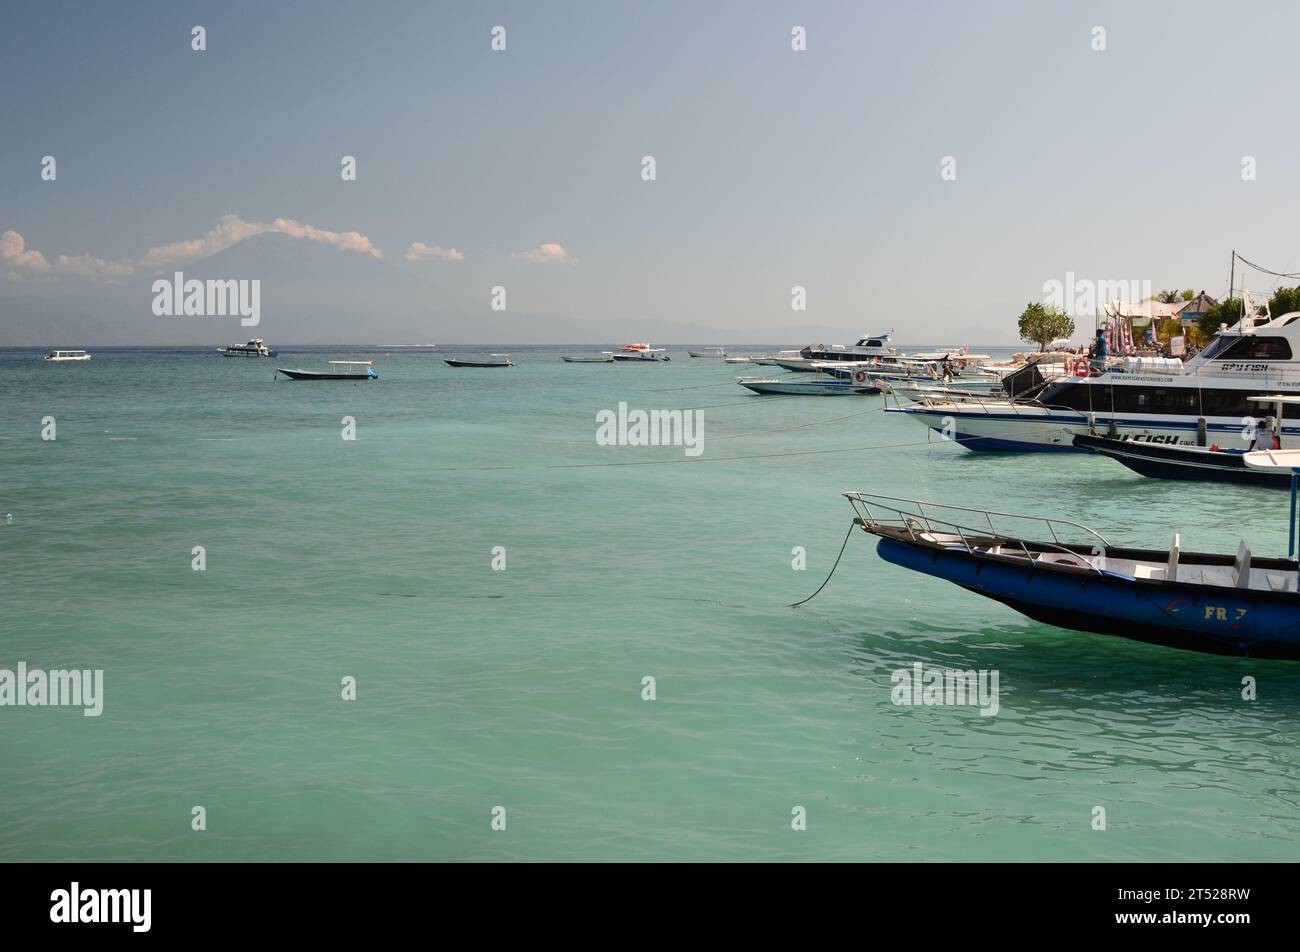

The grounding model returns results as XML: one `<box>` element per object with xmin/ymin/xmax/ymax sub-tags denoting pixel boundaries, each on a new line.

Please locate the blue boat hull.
<box><xmin>876</xmin><ymin>537</ymin><xmax>1300</xmax><ymax>659</ymax></box>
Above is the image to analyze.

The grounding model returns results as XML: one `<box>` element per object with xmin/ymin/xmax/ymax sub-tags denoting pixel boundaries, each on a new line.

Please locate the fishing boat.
<box><xmin>688</xmin><ymin>347</ymin><xmax>727</xmax><ymax>358</ymax></box>
<box><xmin>561</xmin><ymin>354</ymin><xmax>614</xmax><ymax>363</ymax></box>
<box><xmin>844</xmin><ymin>490</ymin><xmax>1300</xmax><ymax>659</ymax></box>
<box><xmin>217</xmin><ymin>338</ymin><xmax>277</xmax><ymax>357</ymax></box>
<box><xmin>276</xmin><ymin>360</ymin><xmax>378</xmax><ymax>380</ymax></box>
<box><xmin>445</xmin><ymin>354</ymin><xmax>513</xmax><ymax>367</ymax></box>
<box><xmin>611</xmin><ymin>343</ymin><xmax>669</xmax><ymax>362</ymax></box>
<box><xmin>44</xmin><ymin>349</ymin><xmax>91</xmax><ymax>362</ymax></box>
<box><xmin>737</xmin><ymin>375</ymin><xmax>879</xmax><ymax>396</ymax></box>
<box><xmin>891</xmin><ymin>307</ymin><xmax>1300</xmax><ymax>451</ymax></box>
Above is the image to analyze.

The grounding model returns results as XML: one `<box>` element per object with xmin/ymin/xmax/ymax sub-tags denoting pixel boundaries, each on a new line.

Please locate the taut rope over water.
<box><xmin>789</xmin><ymin>519</ymin><xmax>858</xmax><ymax>608</ymax></box>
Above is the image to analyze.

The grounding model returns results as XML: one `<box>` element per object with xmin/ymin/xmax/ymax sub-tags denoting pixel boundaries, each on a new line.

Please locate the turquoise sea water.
<box><xmin>3</xmin><ymin>344</ymin><xmax>1299</xmax><ymax>862</ymax></box>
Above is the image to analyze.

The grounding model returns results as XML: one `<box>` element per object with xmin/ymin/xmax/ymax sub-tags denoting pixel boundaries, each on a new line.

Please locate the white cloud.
<box><xmin>1</xmin><ymin>215</ymin><xmax>386</xmax><ymax>283</ymax></box>
<box><xmin>404</xmin><ymin>241</ymin><xmax>464</xmax><ymax>262</ymax></box>
<box><xmin>1</xmin><ymin>230</ymin><xmax>51</xmax><ymax>272</ymax></box>
<box><xmin>54</xmin><ymin>253</ymin><xmax>135</xmax><ymax>277</ymax></box>
<box><xmin>513</xmin><ymin>242</ymin><xmax>573</xmax><ymax>264</ymax></box>
<box><xmin>142</xmin><ymin>214</ymin><xmax>383</xmax><ymax>266</ymax></box>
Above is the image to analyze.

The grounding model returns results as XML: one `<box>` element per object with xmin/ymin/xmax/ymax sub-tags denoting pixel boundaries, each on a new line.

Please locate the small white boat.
<box><xmin>751</xmin><ymin>350</ymin><xmax>803</xmax><ymax>366</ymax></box>
<box><xmin>689</xmin><ymin>347</ymin><xmax>727</xmax><ymax>358</ymax></box>
<box><xmin>218</xmin><ymin>338</ymin><xmax>277</xmax><ymax>357</ymax></box>
<box><xmin>724</xmin><ymin>356</ymin><xmax>754</xmax><ymax>364</ymax></box>
<box><xmin>561</xmin><ymin>354</ymin><xmax>614</xmax><ymax>363</ymax></box>
<box><xmin>45</xmin><ymin>349</ymin><xmax>91</xmax><ymax>362</ymax></box>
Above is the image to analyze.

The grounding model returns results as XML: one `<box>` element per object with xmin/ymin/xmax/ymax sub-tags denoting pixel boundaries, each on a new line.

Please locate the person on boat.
<box><xmin>1254</xmin><ymin>416</ymin><xmax>1281</xmax><ymax>451</ymax></box>
<box><xmin>1089</xmin><ymin>328</ymin><xmax>1108</xmax><ymax>370</ymax></box>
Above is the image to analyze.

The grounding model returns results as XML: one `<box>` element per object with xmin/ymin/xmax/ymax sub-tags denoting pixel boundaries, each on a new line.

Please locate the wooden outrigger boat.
<box><xmin>445</xmin><ymin>354</ymin><xmax>513</xmax><ymax>367</ymax></box>
<box><xmin>276</xmin><ymin>360</ymin><xmax>378</xmax><ymax>381</ymax></box>
<box><xmin>845</xmin><ymin>489</ymin><xmax>1300</xmax><ymax>659</ymax></box>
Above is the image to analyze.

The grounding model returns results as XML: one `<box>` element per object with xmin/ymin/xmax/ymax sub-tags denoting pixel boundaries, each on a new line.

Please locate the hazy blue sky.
<box><xmin>3</xmin><ymin>0</ymin><xmax>1300</xmax><ymax>343</ymax></box>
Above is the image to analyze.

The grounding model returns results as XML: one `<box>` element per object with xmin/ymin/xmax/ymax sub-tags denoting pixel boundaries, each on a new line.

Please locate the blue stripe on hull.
<box><xmin>876</xmin><ymin>537</ymin><xmax>1300</xmax><ymax>659</ymax></box>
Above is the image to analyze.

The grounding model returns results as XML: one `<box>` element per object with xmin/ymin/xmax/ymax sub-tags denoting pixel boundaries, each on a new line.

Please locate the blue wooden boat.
<box><xmin>845</xmin><ymin>490</ymin><xmax>1300</xmax><ymax>659</ymax></box>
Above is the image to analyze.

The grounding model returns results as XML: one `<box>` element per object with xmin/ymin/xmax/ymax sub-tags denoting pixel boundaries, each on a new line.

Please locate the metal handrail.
<box><xmin>844</xmin><ymin>491</ymin><xmax>1112</xmax><ymax>575</ymax></box>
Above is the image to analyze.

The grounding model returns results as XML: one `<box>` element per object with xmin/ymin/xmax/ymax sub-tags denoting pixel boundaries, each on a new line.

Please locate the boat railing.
<box><xmin>843</xmin><ymin>491</ymin><xmax>1112</xmax><ymax>572</ymax></box>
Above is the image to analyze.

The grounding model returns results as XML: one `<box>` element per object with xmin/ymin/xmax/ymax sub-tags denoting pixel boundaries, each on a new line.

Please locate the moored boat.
<box><xmin>737</xmin><ymin>375</ymin><xmax>879</xmax><ymax>396</ymax></box>
<box><xmin>611</xmin><ymin>343</ymin><xmax>669</xmax><ymax>362</ymax></box>
<box><xmin>845</xmin><ymin>490</ymin><xmax>1300</xmax><ymax>659</ymax></box>
<box><xmin>445</xmin><ymin>354</ymin><xmax>513</xmax><ymax>367</ymax></box>
<box><xmin>688</xmin><ymin>347</ymin><xmax>727</xmax><ymax>358</ymax></box>
<box><xmin>218</xmin><ymin>338</ymin><xmax>277</xmax><ymax>357</ymax></box>
<box><xmin>277</xmin><ymin>360</ymin><xmax>378</xmax><ymax>380</ymax></box>
<box><xmin>44</xmin><ymin>349</ymin><xmax>91</xmax><ymax>362</ymax></box>
<box><xmin>561</xmin><ymin>354</ymin><xmax>614</xmax><ymax>363</ymax></box>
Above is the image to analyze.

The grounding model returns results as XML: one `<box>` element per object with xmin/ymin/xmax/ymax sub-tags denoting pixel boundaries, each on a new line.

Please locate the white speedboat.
<box><xmin>737</xmin><ymin>375</ymin><xmax>880</xmax><ymax>396</ymax></box>
<box><xmin>218</xmin><ymin>338</ymin><xmax>277</xmax><ymax>357</ymax></box>
<box><xmin>892</xmin><ymin>312</ymin><xmax>1300</xmax><ymax>451</ymax></box>
<box><xmin>688</xmin><ymin>347</ymin><xmax>727</xmax><ymax>358</ymax></box>
<box><xmin>751</xmin><ymin>350</ymin><xmax>804</xmax><ymax>366</ymax></box>
<box><xmin>45</xmin><ymin>349</ymin><xmax>91</xmax><ymax>362</ymax></box>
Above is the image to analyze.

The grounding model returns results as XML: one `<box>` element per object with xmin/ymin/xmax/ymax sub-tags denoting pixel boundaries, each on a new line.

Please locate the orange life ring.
<box><xmin>853</xmin><ymin>369</ymin><xmax>870</xmax><ymax>384</ymax></box>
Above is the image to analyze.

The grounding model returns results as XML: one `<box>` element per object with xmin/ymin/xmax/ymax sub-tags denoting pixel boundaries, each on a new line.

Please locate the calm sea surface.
<box><xmin>2</xmin><ymin>344</ymin><xmax>1298</xmax><ymax>861</ymax></box>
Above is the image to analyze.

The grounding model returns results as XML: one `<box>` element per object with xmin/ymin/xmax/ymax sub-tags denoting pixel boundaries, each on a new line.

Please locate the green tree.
<box><xmin>1182</xmin><ymin>288</ymin><xmax>1195</xmax><ymax>301</ymax></box>
<box><xmin>1198</xmin><ymin>298</ymin><xmax>1242</xmax><ymax>338</ymax></box>
<box><xmin>1267</xmin><ymin>286</ymin><xmax>1300</xmax><ymax>318</ymax></box>
<box><xmin>1155</xmin><ymin>289</ymin><xmax>1182</xmax><ymax>304</ymax></box>
<box><xmin>1017</xmin><ymin>302</ymin><xmax>1075</xmax><ymax>351</ymax></box>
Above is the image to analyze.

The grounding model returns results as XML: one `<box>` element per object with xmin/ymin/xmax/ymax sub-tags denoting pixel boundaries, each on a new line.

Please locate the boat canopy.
<box><xmin>1249</xmin><ymin>394</ymin><xmax>1300</xmax><ymax>406</ymax></box>
<box><xmin>328</xmin><ymin>360</ymin><xmax>375</xmax><ymax>365</ymax></box>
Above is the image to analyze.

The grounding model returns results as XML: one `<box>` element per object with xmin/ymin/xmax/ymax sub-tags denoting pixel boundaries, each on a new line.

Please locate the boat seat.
<box><xmin>1233</xmin><ymin>540</ymin><xmax>1252</xmax><ymax>589</ymax></box>
<box><xmin>1133</xmin><ymin>564</ymin><xmax>1165</xmax><ymax>580</ymax></box>
<box><xmin>1266</xmin><ymin>573</ymin><xmax>1294</xmax><ymax>593</ymax></box>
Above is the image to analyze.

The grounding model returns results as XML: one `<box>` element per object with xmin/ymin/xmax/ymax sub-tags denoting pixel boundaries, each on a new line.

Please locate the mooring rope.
<box><xmin>789</xmin><ymin>519</ymin><xmax>859</xmax><ymax>607</ymax></box>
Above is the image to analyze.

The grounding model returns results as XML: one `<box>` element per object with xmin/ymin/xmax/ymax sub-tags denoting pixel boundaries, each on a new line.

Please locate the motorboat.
<box><xmin>751</xmin><ymin>350</ymin><xmax>804</xmax><ymax>366</ymax></box>
<box><xmin>724</xmin><ymin>356</ymin><xmax>755</xmax><ymax>364</ymax></box>
<box><xmin>737</xmin><ymin>375</ymin><xmax>879</xmax><ymax>396</ymax></box>
<box><xmin>445</xmin><ymin>354</ymin><xmax>513</xmax><ymax>367</ymax></box>
<box><xmin>845</xmin><ymin>490</ymin><xmax>1300</xmax><ymax>659</ymax></box>
<box><xmin>890</xmin><ymin>310</ymin><xmax>1300</xmax><ymax>451</ymax></box>
<box><xmin>1072</xmin><ymin>394</ymin><xmax>1300</xmax><ymax>486</ymax></box>
<box><xmin>688</xmin><ymin>347</ymin><xmax>727</xmax><ymax>358</ymax></box>
<box><xmin>611</xmin><ymin>343</ymin><xmax>669</xmax><ymax>362</ymax></box>
<box><xmin>798</xmin><ymin>332</ymin><xmax>898</xmax><ymax>364</ymax></box>
<box><xmin>218</xmin><ymin>338</ymin><xmax>277</xmax><ymax>357</ymax></box>
<box><xmin>276</xmin><ymin>360</ymin><xmax>378</xmax><ymax>380</ymax></box>
<box><xmin>44</xmin><ymin>349</ymin><xmax>91</xmax><ymax>362</ymax></box>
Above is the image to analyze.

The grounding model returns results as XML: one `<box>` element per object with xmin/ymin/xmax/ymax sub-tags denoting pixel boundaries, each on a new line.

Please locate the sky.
<box><xmin>3</xmin><ymin>0</ymin><xmax>1300</xmax><ymax>344</ymax></box>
